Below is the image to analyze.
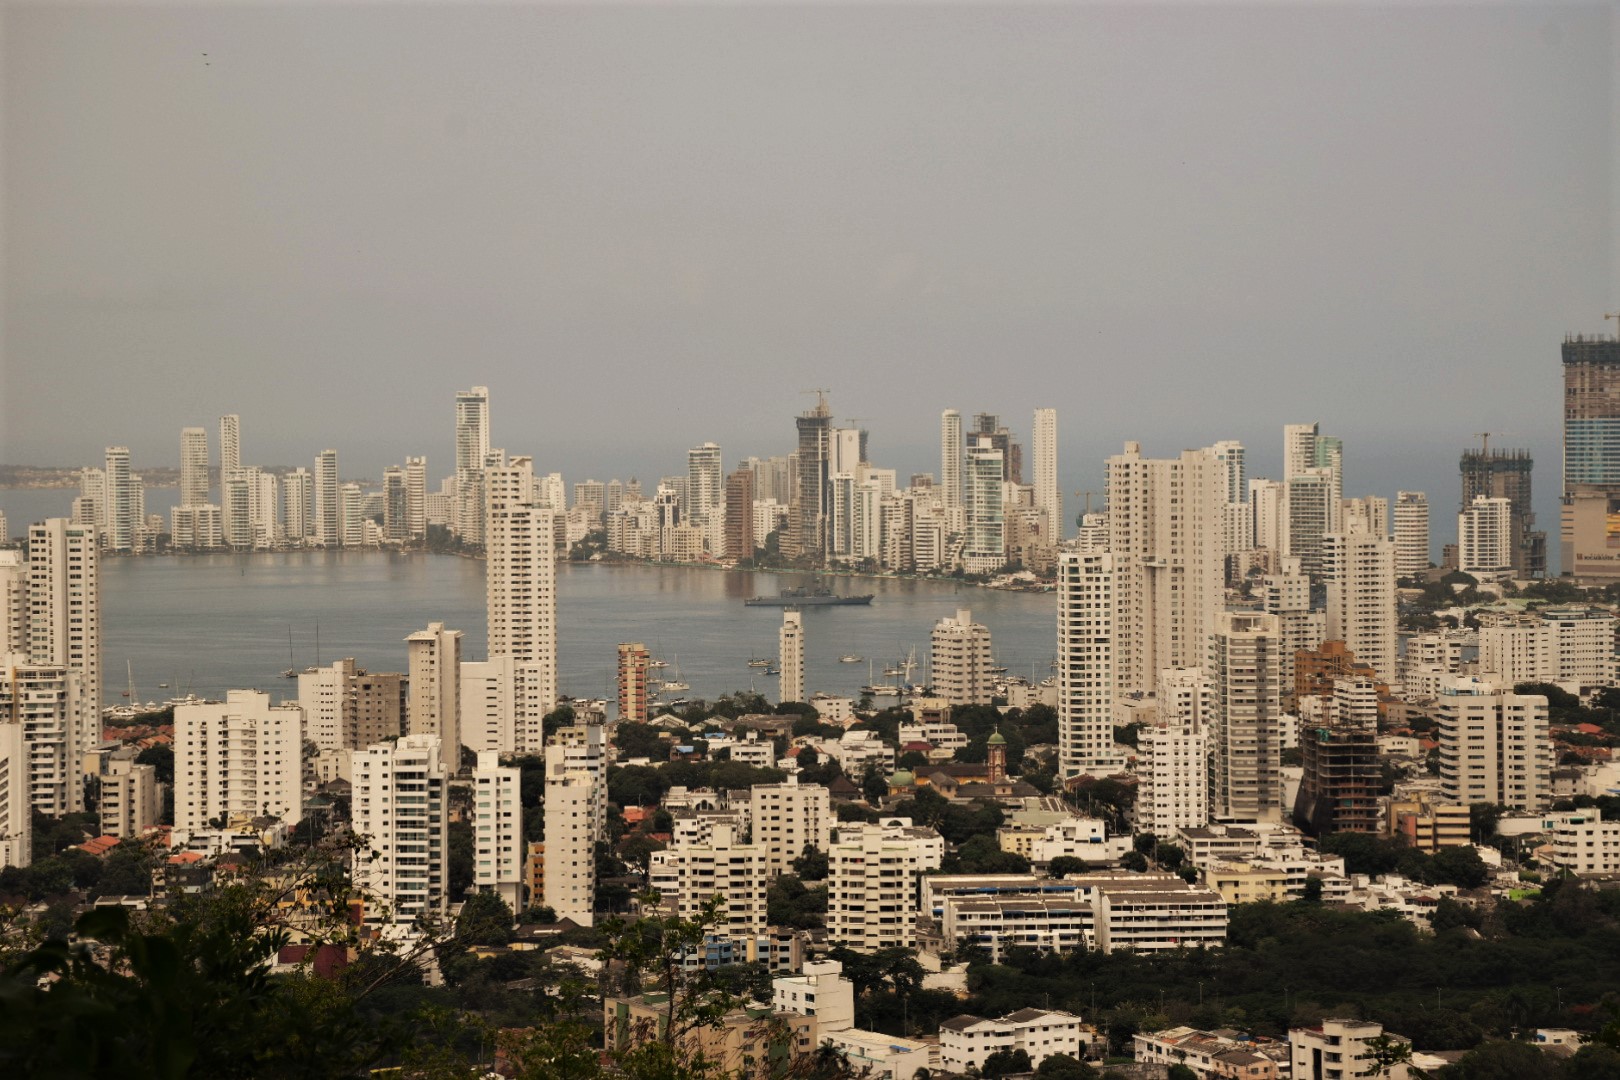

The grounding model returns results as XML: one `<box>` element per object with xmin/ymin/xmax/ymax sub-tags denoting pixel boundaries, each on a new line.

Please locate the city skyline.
<box><xmin>3</xmin><ymin>5</ymin><xmax>1611</xmax><ymax>558</ymax></box>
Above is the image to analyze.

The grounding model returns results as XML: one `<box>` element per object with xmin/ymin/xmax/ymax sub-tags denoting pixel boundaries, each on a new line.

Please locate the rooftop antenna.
<box><xmin>1474</xmin><ymin>432</ymin><xmax>1492</xmax><ymax>456</ymax></box>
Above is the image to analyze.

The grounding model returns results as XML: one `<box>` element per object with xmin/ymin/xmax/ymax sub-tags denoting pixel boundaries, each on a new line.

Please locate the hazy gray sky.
<box><xmin>2</xmin><ymin>3</ymin><xmax>1615</xmax><ymax>552</ymax></box>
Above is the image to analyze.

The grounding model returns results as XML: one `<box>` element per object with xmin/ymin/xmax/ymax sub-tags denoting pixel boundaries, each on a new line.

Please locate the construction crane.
<box><xmin>1472</xmin><ymin>432</ymin><xmax>1517</xmax><ymax>456</ymax></box>
<box><xmin>799</xmin><ymin>388</ymin><xmax>832</xmax><ymax>416</ymax></box>
<box><xmin>1072</xmin><ymin>490</ymin><xmax>1101</xmax><ymax>515</ymax></box>
<box><xmin>1606</xmin><ymin>311</ymin><xmax>1620</xmax><ymax>340</ymax></box>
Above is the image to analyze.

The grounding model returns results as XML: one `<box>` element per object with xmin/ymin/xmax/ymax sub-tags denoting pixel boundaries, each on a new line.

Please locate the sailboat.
<box><xmin>661</xmin><ymin>655</ymin><xmax>690</xmax><ymax>693</ymax></box>
<box><xmin>281</xmin><ymin>626</ymin><xmax>298</xmax><ymax>678</ymax></box>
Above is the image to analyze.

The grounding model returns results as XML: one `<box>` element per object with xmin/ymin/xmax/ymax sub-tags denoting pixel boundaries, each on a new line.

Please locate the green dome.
<box><xmin>987</xmin><ymin>729</ymin><xmax>1007</xmax><ymax>746</ymax></box>
<box><xmin>890</xmin><ymin>769</ymin><xmax>915</xmax><ymax>787</ymax></box>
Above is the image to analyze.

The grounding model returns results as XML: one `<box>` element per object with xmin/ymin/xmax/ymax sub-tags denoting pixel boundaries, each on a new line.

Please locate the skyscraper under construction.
<box><xmin>1561</xmin><ymin>333</ymin><xmax>1620</xmax><ymax>579</ymax></box>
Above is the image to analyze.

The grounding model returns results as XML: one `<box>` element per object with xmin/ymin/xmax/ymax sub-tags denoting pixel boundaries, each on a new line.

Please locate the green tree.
<box><xmin>982</xmin><ymin>1047</ymin><xmax>1033</xmax><ymax>1078</ymax></box>
<box><xmin>792</xmin><ymin>845</ymin><xmax>829</xmax><ymax>881</ymax></box>
<box><xmin>1048</xmin><ymin>856</ymin><xmax>1089</xmax><ymax>878</ymax></box>
<box><xmin>1037</xmin><ymin>1053</ymin><xmax>1097</xmax><ymax>1080</ymax></box>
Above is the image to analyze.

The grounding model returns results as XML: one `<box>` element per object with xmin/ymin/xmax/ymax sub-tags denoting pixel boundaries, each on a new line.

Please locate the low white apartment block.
<box><xmin>1551</xmin><ymin>810</ymin><xmax>1620</xmax><ymax>877</ymax></box>
<box><xmin>751</xmin><ymin>780</ymin><xmax>831</xmax><ymax>878</ymax></box>
<box><xmin>828</xmin><ymin>828</ymin><xmax>922</xmax><ymax>951</ymax></box>
<box><xmin>647</xmin><ymin>822</ymin><xmax>769</xmax><ymax>945</ymax></box>
<box><xmin>1477</xmin><ymin>608</ymin><xmax>1616</xmax><ymax>690</ymax></box>
<box><xmin>1291</xmin><ymin>1018</ymin><xmax>1411</xmax><ymax>1080</ymax></box>
<box><xmin>940</xmin><ymin>1009</ymin><xmax>1091</xmax><ymax>1074</ymax></box>
<box><xmin>544</xmin><ymin>765</ymin><xmax>600</xmax><ymax>926</ymax></box>
<box><xmin>472</xmin><ymin>750</ymin><xmax>524</xmax><ymax>913</ymax></box>
<box><xmin>772</xmin><ymin>959</ymin><xmax>855</xmax><ymax>1033</ymax></box>
<box><xmin>174</xmin><ymin>690</ymin><xmax>304</xmax><ymax>838</ymax></box>
<box><xmin>101</xmin><ymin>757</ymin><xmax>160</xmax><ymax>839</ymax></box>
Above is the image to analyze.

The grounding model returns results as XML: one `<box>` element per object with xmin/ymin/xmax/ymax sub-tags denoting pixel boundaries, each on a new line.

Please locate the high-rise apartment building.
<box><xmin>1393</xmin><ymin>491</ymin><xmax>1430</xmax><ymax>577</ymax></box>
<box><xmin>459</xmin><ymin>656</ymin><xmax>516</xmax><ymax>753</ymax></box>
<box><xmin>1032</xmin><ymin>408</ymin><xmax>1061</xmax><ymax>543</ymax></box>
<box><xmin>1478</xmin><ymin>608</ymin><xmax>1616</xmax><ymax>688</ymax></box>
<box><xmin>339</xmin><ymin>483</ymin><xmax>366</xmax><ymax>547</ymax></box>
<box><xmin>617</xmin><ymin>642</ymin><xmax>651</xmax><ymax>724</ymax></box>
<box><xmin>284</xmin><ymin>467</ymin><xmax>312</xmax><ymax>540</ymax></box>
<box><xmin>472</xmin><ymin>750</ymin><xmax>524</xmax><ymax>913</ymax></box>
<box><xmin>962</xmin><ymin>437</ymin><xmax>1006</xmax><ymax>574</ymax></box>
<box><xmin>725</xmin><ymin>468</ymin><xmax>756</xmax><ymax>563</ymax></box>
<box><xmin>102</xmin><ymin>446</ymin><xmax>135</xmax><ymax>553</ymax></box>
<box><xmin>647</xmin><ymin>823</ymin><xmax>769</xmax><ymax>946</ymax></box>
<box><xmin>219</xmin><ymin>414</ymin><xmax>241</xmax><ymax>475</ymax></box>
<box><xmin>1256</xmin><ymin>556</ymin><xmax>1325</xmax><ymax>690</ymax></box>
<box><xmin>779</xmin><ymin>610</ymin><xmax>804</xmax><ymax>704</ymax></box>
<box><xmin>352</xmin><ymin>735</ymin><xmax>450</xmax><ymax>926</ymax></box>
<box><xmin>405</xmin><ymin>457</ymin><xmax>428</xmax><ymax>540</ymax></box>
<box><xmin>543</xmin><ymin>764</ymin><xmax>600</xmax><ymax>926</ymax></box>
<box><xmin>941</xmin><ymin>409</ymin><xmax>964</xmax><ymax>510</ymax></box>
<box><xmin>383</xmin><ymin>466</ymin><xmax>408</xmax><ymax>542</ymax></box>
<box><xmin>27</xmin><ymin>519</ymin><xmax>99</xmax><ymax>768</ymax></box>
<box><xmin>972</xmin><ymin>413</ymin><xmax>1022</xmax><ymax>483</ymax></box>
<box><xmin>828</xmin><ymin>829</ymin><xmax>921</xmax><ymax>950</ymax></box>
<box><xmin>407</xmin><ymin>622</ymin><xmax>463</xmax><ymax>773</ymax></box>
<box><xmin>486</xmin><ymin>452</ymin><xmax>558</xmax><ymax>748</ymax></box>
<box><xmin>1057</xmin><ymin>549</ymin><xmax>1115</xmax><ymax>775</ymax></box>
<box><xmin>1458</xmin><ymin>496</ymin><xmax>1513</xmax><ymax>580</ymax></box>
<box><xmin>0</xmin><ymin>552</ymin><xmax>26</xmax><ymax>655</ymax></box>
<box><xmin>1284</xmin><ymin>423</ymin><xmax>1343</xmax><ymax>529</ymax></box>
<box><xmin>751</xmin><ymin>780</ymin><xmax>832</xmax><ymax>878</ymax></box>
<box><xmin>314</xmin><ymin>450</ymin><xmax>340</xmax><ymax>546</ymax></box>
<box><xmin>930</xmin><ymin>609</ymin><xmax>993</xmax><ymax>706</ymax></box>
<box><xmin>174</xmin><ymin>690</ymin><xmax>304</xmax><ymax>837</ymax></box>
<box><xmin>1208</xmin><ymin>611</ymin><xmax>1285</xmax><ymax>824</ymax></box>
<box><xmin>1249</xmin><ymin>479</ymin><xmax>1286</xmax><ymax>555</ymax></box>
<box><xmin>1135</xmin><ymin>667</ymin><xmax>1211</xmax><ymax>835</ymax></box>
<box><xmin>0</xmin><ymin>655</ymin><xmax>85</xmax><ymax>816</ymax></box>
<box><xmin>687</xmin><ymin>442</ymin><xmax>724</xmax><ymax>553</ymax></box>
<box><xmin>1294</xmin><ymin>675</ymin><xmax>1381</xmax><ymax>837</ymax></box>
<box><xmin>1437</xmin><ymin>676</ymin><xmax>1550</xmax><ymax>811</ymax></box>
<box><xmin>1561</xmin><ymin>333</ymin><xmax>1620</xmax><ymax>578</ymax></box>
<box><xmin>1104</xmin><ymin>442</ymin><xmax>1224</xmax><ymax>697</ymax></box>
<box><xmin>455</xmin><ymin>386</ymin><xmax>491</xmax><ymax>546</ymax></box>
<box><xmin>180</xmin><ymin>427</ymin><xmax>210</xmax><ymax>507</ymax></box>
<box><xmin>1323</xmin><ymin>531</ymin><xmax>1397</xmax><ymax>683</ymax></box>
<box><xmin>0</xmin><ymin>720</ymin><xmax>30</xmax><ymax>867</ymax></box>
<box><xmin>1461</xmin><ymin>447</ymin><xmax>1544</xmax><ymax>577</ymax></box>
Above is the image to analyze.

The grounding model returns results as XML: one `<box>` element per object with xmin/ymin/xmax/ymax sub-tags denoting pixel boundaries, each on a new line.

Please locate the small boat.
<box><xmin>882</xmin><ymin>665</ymin><xmax>903</xmax><ymax>677</ymax></box>
<box><xmin>764</xmin><ymin>666</ymin><xmax>780</xmax><ymax>676</ymax></box>
<box><xmin>648</xmin><ymin>659</ymin><xmax>669</xmax><ymax>669</ymax></box>
<box><xmin>862</xmin><ymin>685</ymin><xmax>903</xmax><ymax>697</ymax></box>
<box><xmin>661</xmin><ymin>656</ymin><xmax>689</xmax><ymax>693</ymax></box>
<box><xmin>839</xmin><ymin>655</ymin><xmax>862</xmax><ymax>663</ymax></box>
<box><xmin>747</xmin><ymin>657</ymin><xmax>771</xmax><ymax>668</ymax></box>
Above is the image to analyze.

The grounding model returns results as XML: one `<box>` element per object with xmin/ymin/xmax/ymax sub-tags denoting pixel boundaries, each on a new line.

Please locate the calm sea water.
<box><xmin>0</xmin><ymin>489</ymin><xmax>1060</xmax><ymax>707</ymax></box>
<box><xmin>90</xmin><ymin>553</ymin><xmax>1056</xmax><ymax>709</ymax></box>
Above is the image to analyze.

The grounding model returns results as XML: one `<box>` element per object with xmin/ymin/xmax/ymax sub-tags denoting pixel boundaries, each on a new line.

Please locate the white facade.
<box><xmin>407</xmin><ymin>622</ymin><xmax>463</xmax><ymax>773</ymax></box>
<box><xmin>1137</xmin><ymin>668</ymin><xmax>1212</xmax><ymax>835</ymax></box>
<box><xmin>779</xmin><ymin>610</ymin><xmax>804</xmax><ymax>704</ymax></box>
<box><xmin>963</xmin><ymin>437</ymin><xmax>1006</xmax><ymax>573</ymax></box>
<box><xmin>103</xmin><ymin>446</ymin><xmax>135</xmax><ymax>553</ymax></box>
<box><xmin>0</xmin><ymin>552</ymin><xmax>24</xmax><ymax>655</ymax></box>
<box><xmin>180</xmin><ymin>426</ymin><xmax>210</xmax><ymax>507</ymax></box>
<box><xmin>1105</xmin><ymin>443</ymin><xmax>1224</xmax><ymax>699</ymax></box>
<box><xmin>1478</xmin><ymin>609</ymin><xmax>1616</xmax><ymax>689</ymax></box>
<box><xmin>1209</xmin><ymin>612</ymin><xmax>1285</xmax><ymax>824</ymax></box>
<box><xmin>1257</xmin><ymin>558</ymin><xmax>1325</xmax><ymax>686</ymax></box>
<box><xmin>1394</xmin><ymin>491</ymin><xmax>1430</xmax><ymax>577</ymax></box>
<box><xmin>1324</xmin><ymin>530</ymin><xmax>1397</xmax><ymax>683</ymax></box>
<box><xmin>460</xmin><ymin>656</ymin><xmax>517</xmax><ymax>754</ymax></box>
<box><xmin>1458</xmin><ymin>496</ymin><xmax>1513</xmax><ymax>580</ymax></box>
<box><xmin>773</xmin><ymin>959</ymin><xmax>855</xmax><ymax>1034</ymax></box>
<box><xmin>547</xmin><ymin>723</ymin><xmax>608</xmax><ymax>841</ymax></box>
<box><xmin>828</xmin><ymin>828</ymin><xmax>921</xmax><ymax>951</ymax></box>
<box><xmin>455</xmin><ymin>386</ymin><xmax>491</xmax><ymax>545</ymax></box>
<box><xmin>297</xmin><ymin>659</ymin><xmax>351</xmax><ymax>753</ymax></box>
<box><xmin>941</xmin><ymin>409</ymin><xmax>963</xmax><ymax>509</ymax></box>
<box><xmin>486</xmin><ymin>452</ymin><xmax>558</xmax><ymax>748</ymax></box>
<box><xmin>101</xmin><ymin>757</ymin><xmax>159</xmax><ymax>839</ymax></box>
<box><xmin>648</xmin><ymin>822</ymin><xmax>768</xmax><ymax>944</ymax></box>
<box><xmin>1550</xmin><ymin>811</ymin><xmax>1620</xmax><ymax>876</ymax></box>
<box><xmin>751</xmin><ymin>780</ymin><xmax>831</xmax><ymax>878</ymax></box>
<box><xmin>1032</xmin><ymin>408</ymin><xmax>1061</xmax><ymax>543</ymax></box>
<box><xmin>0</xmin><ymin>656</ymin><xmax>85</xmax><ymax>815</ymax></box>
<box><xmin>1250</xmin><ymin>478</ymin><xmax>1286</xmax><ymax>556</ymax></box>
<box><xmin>0</xmin><ymin>721</ymin><xmax>30</xmax><ymax>867</ymax></box>
<box><xmin>27</xmin><ymin>518</ymin><xmax>99</xmax><ymax>798</ymax></box>
<box><xmin>174</xmin><ymin>690</ymin><xmax>304</xmax><ymax>835</ymax></box>
<box><xmin>1437</xmin><ymin>676</ymin><xmax>1550</xmax><ymax>811</ymax></box>
<box><xmin>931</xmin><ymin>608</ymin><xmax>993</xmax><ymax>705</ymax></box>
<box><xmin>543</xmin><ymin>766</ymin><xmax>599</xmax><ymax>926</ymax></box>
<box><xmin>1058</xmin><ymin>549</ymin><xmax>1116</xmax><ymax>775</ymax></box>
<box><xmin>940</xmin><ymin>1010</ymin><xmax>1090</xmax><ymax>1074</ymax></box>
<box><xmin>1291</xmin><ymin>1019</ymin><xmax>1410</xmax><ymax>1080</ymax></box>
<box><xmin>314</xmin><ymin>449</ymin><xmax>340</xmax><ymax>547</ymax></box>
<box><xmin>352</xmin><ymin>735</ymin><xmax>450</xmax><ymax>926</ymax></box>
<box><xmin>472</xmin><ymin>750</ymin><xmax>524</xmax><ymax>913</ymax></box>
<box><xmin>284</xmin><ymin>468</ymin><xmax>312</xmax><ymax>540</ymax></box>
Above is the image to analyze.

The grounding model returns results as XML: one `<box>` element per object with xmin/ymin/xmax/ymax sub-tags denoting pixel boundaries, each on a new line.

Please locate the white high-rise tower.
<box><xmin>407</xmin><ymin>622</ymin><xmax>463</xmax><ymax>773</ymax></box>
<box><xmin>1032</xmin><ymin>408</ymin><xmax>1060</xmax><ymax>542</ymax></box>
<box><xmin>1209</xmin><ymin>611</ymin><xmax>1285</xmax><ymax>824</ymax></box>
<box><xmin>219</xmin><ymin>414</ymin><xmax>241</xmax><ymax>475</ymax></box>
<box><xmin>314</xmin><ymin>450</ymin><xmax>339</xmax><ymax>547</ymax></box>
<box><xmin>1393</xmin><ymin>491</ymin><xmax>1430</xmax><ymax>578</ymax></box>
<box><xmin>103</xmin><ymin>447</ymin><xmax>134</xmax><ymax>553</ymax></box>
<box><xmin>1057</xmin><ymin>549</ymin><xmax>1117</xmax><ymax>775</ymax></box>
<box><xmin>1324</xmin><ymin>530</ymin><xmax>1397</xmax><ymax>683</ymax></box>
<box><xmin>486</xmin><ymin>452</ymin><xmax>557</xmax><ymax>749</ymax></box>
<box><xmin>940</xmin><ymin>409</ymin><xmax>963</xmax><ymax>509</ymax></box>
<box><xmin>180</xmin><ymin>427</ymin><xmax>210</xmax><ymax>507</ymax></box>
